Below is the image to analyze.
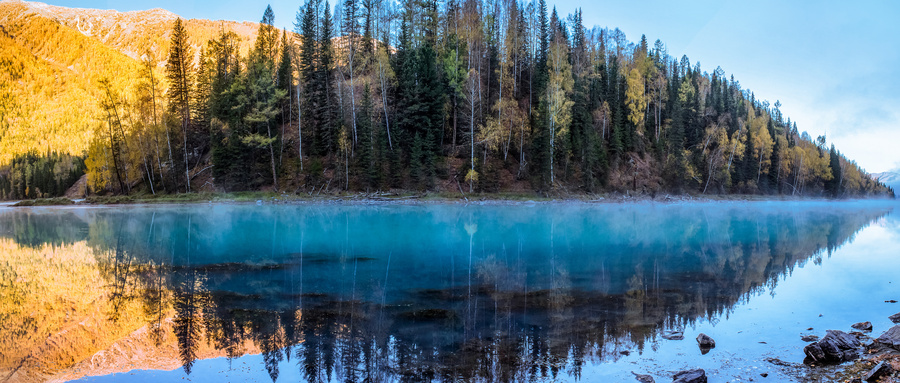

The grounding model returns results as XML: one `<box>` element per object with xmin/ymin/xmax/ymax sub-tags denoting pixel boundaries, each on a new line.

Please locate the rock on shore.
<box><xmin>876</xmin><ymin>325</ymin><xmax>900</xmax><ymax>349</ymax></box>
<box><xmin>672</xmin><ymin>369</ymin><xmax>707</xmax><ymax>383</ymax></box>
<box><xmin>803</xmin><ymin>330</ymin><xmax>861</xmax><ymax>364</ymax></box>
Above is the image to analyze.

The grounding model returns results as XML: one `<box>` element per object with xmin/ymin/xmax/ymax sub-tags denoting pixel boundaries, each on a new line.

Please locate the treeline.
<box><xmin>83</xmin><ymin>0</ymin><xmax>893</xmax><ymax>198</ymax></box>
<box><xmin>0</xmin><ymin>151</ymin><xmax>85</xmax><ymax>200</ymax></box>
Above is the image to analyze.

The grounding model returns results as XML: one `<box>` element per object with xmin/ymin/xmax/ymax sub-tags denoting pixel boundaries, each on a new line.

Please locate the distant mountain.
<box><xmin>0</xmin><ymin>0</ymin><xmax>260</xmax><ymax>163</ymax></box>
<box><xmin>872</xmin><ymin>171</ymin><xmax>900</xmax><ymax>192</ymax></box>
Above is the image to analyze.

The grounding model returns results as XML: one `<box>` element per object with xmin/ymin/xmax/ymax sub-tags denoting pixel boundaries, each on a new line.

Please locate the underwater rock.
<box><xmin>632</xmin><ymin>371</ymin><xmax>655</xmax><ymax>383</ymax></box>
<box><xmin>672</xmin><ymin>368</ymin><xmax>707</xmax><ymax>383</ymax></box>
<box><xmin>801</xmin><ymin>334</ymin><xmax>820</xmax><ymax>342</ymax></box>
<box><xmin>662</xmin><ymin>330</ymin><xmax>684</xmax><ymax>340</ymax></box>
<box><xmin>399</xmin><ymin>308</ymin><xmax>456</xmax><ymax>321</ymax></box>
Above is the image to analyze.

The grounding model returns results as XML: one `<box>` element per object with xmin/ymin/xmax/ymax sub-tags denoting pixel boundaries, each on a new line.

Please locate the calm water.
<box><xmin>1</xmin><ymin>201</ymin><xmax>898</xmax><ymax>382</ymax></box>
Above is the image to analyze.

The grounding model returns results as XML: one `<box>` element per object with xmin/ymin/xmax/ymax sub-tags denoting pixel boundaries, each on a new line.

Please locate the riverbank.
<box><xmin>4</xmin><ymin>190</ymin><xmax>881</xmax><ymax>207</ymax></box>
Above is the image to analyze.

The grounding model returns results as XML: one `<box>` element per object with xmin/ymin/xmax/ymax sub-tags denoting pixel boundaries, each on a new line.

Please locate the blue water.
<box><xmin>1</xmin><ymin>200</ymin><xmax>898</xmax><ymax>382</ymax></box>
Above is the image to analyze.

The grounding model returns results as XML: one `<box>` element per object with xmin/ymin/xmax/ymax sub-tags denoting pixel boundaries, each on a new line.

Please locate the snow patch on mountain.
<box><xmin>872</xmin><ymin>171</ymin><xmax>900</xmax><ymax>191</ymax></box>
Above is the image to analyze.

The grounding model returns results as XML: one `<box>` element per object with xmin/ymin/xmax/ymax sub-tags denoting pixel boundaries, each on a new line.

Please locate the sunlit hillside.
<box><xmin>0</xmin><ymin>0</ymin><xmax>261</xmax><ymax>164</ymax></box>
<box><xmin>0</xmin><ymin>0</ymin><xmax>891</xmax><ymax>198</ymax></box>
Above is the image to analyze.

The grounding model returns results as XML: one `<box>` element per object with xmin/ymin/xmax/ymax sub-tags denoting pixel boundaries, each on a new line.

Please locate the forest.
<box><xmin>1</xmin><ymin>0</ymin><xmax>893</xmax><ymax>199</ymax></box>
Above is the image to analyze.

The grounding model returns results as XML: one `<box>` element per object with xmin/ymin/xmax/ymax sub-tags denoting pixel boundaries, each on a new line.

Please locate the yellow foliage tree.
<box><xmin>546</xmin><ymin>33</ymin><xmax>573</xmax><ymax>184</ymax></box>
<box><xmin>747</xmin><ymin>109</ymin><xmax>774</xmax><ymax>186</ymax></box>
<box><xmin>625</xmin><ymin>67</ymin><xmax>648</xmax><ymax>137</ymax></box>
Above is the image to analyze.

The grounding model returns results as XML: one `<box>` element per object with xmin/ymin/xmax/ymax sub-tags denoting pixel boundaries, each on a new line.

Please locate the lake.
<box><xmin>1</xmin><ymin>200</ymin><xmax>898</xmax><ymax>382</ymax></box>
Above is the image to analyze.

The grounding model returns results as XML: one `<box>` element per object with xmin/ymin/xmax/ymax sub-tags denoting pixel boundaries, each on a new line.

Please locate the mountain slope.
<box><xmin>873</xmin><ymin>171</ymin><xmax>900</xmax><ymax>192</ymax></box>
<box><xmin>0</xmin><ymin>0</ymin><xmax>261</xmax><ymax>164</ymax></box>
<box><xmin>0</xmin><ymin>2</ymin><xmax>140</xmax><ymax>162</ymax></box>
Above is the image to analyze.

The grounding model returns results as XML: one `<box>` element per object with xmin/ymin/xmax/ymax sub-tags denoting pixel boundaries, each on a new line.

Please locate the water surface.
<box><xmin>0</xmin><ymin>201</ymin><xmax>897</xmax><ymax>382</ymax></box>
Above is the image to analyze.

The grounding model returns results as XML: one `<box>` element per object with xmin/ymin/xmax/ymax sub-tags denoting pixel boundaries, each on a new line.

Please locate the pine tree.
<box><xmin>165</xmin><ymin>17</ymin><xmax>194</xmax><ymax>192</ymax></box>
<box><xmin>342</xmin><ymin>0</ymin><xmax>360</xmax><ymax>144</ymax></box>
<box><xmin>318</xmin><ymin>2</ymin><xmax>338</xmax><ymax>155</ymax></box>
<box><xmin>276</xmin><ymin>30</ymin><xmax>293</xmax><ymax>126</ymax></box>
<box><xmin>242</xmin><ymin>6</ymin><xmax>287</xmax><ymax>190</ymax></box>
<box><xmin>827</xmin><ymin>144</ymin><xmax>842</xmax><ymax>197</ymax></box>
<box><xmin>355</xmin><ymin>84</ymin><xmax>376</xmax><ymax>188</ymax></box>
<box><xmin>296</xmin><ymin>0</ymin><xmax>318</xmax><ymax>157</ymax></box>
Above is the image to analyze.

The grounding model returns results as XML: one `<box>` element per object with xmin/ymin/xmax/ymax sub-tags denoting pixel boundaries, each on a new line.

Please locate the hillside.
<box><xmin>0</xmin><ymin>0</ymin><xmax>260</xmax><ymax>164</ymax></box>
<box><xmin>0</xmin><ymin>0</ymin><xmax>893</xmax><ymax>200</ymax></box>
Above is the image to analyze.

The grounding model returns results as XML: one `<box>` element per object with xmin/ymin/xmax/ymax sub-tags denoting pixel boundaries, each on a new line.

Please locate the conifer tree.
<box><xmin>165</xmin><ymin>17</ymin><xmax>194</xmax><ymax>192</ymax></box>
<box><xmin>355</xmin><ymin>84</ymin><xmax>376</xmax><ymax>188</ymax></box>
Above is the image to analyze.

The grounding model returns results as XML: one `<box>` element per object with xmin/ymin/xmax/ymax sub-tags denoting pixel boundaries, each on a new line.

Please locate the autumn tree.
<box><xmin>544</xmin><ymin>9</ymin><xmax>572</xmax><ymax>185</ymax></box>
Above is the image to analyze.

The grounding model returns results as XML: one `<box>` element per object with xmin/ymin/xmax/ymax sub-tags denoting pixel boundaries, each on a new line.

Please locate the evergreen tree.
<box><xmin>827</xmin><ymin>144</ymin><xmax>842</xmax><ymax>197</ymax></box>
<box><xmin>243</xmin><ymin>6</ymin><xmax>288</xmax><ymax>190</ymax></box>
<box><xmin>318</xmin><ymin>2</ymin><xmax>338</xmax><ymax>155</ymax></box>
<box><xmin>355</xmin><ymin>84</ymin><xmax>376</xmax><ymax>188</ymax></box>
<box><xmin>165</xmin><ymin>17</ymin><xmax>194</xmax><ymax>192</ymax></box>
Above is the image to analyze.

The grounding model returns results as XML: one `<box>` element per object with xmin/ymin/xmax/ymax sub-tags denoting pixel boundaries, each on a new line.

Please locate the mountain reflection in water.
<box><xmin>0</xmin><ymin>202</ymin><xmax>893</xmax><ymax>382</ymax></box>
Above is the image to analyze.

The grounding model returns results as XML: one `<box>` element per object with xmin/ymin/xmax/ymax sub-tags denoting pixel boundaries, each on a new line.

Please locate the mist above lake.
<box><xmin>1</xmin><ymin>200</ymin><xmax>897</xmax><ymax>382</ymax></box>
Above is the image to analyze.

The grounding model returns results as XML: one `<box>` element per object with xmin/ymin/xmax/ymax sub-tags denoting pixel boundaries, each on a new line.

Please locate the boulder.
<box><xmin>632</xmin><ymin>371</ymin><xmax>655</xmax><ymax>383</ymax></box>
<box><xmin>696</xmin><ymin>333</ymin><xmax>716</xmax><ymax>349</ymax></box>
<box><xmin>875</xmin><ymin>325</ymin><xmax>900</xmax><ymax>349</ymax></box>
<box><xmin>851</xmin><ymin>321</ymin><xmax>873</xmax><ymax>331</ymax></box>
<box><xmin>803</xmin><ymin>342</ymin><xmax>826</xmax><ymax>362</ymax></box>
<box><xmin>889</xmin><ymin>312</ymin><xmax>900</xmax><ymax>323</ymax></box>
<box><xmin>863</xmin><ymin>361</ymin><xmax>892</xmax><ymax>382</ymax></box>
<box><xmin>803</xmin><ymin>330</ymin><xmax>861</xmax><ymax>364</ymax></box>
<box><xmin>672</xmin><ymin>369</ymin><xmax>707</xmax><ymax>383</ymax></box>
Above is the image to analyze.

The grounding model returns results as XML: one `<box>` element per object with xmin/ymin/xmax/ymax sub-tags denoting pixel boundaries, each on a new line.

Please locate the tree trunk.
<box><xmin>164</xmin><ymin>125</ymin><xmax>176</xmax><ymax>192</ymax></box>
<box><xmin>349</xmin><ymin>35</ymin><xmax>358</xmax><ymax>145</ymax></box>
<box><xmin>379</xmin><ymin>60</ymin><xmax>392</xmax><ymax>150</ymax></box>
<box><xmin>297</xmin><ymin>83</ymin><xmax>303</xmax><ymax>171</ymax></box>
<box><xmin>267</xmin><ymin>121</ymin><xmax>278</xmax><ymax>190</ymax></box>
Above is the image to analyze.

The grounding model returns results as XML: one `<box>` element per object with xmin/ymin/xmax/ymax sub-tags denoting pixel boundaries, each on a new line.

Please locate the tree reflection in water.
<box><xmin>0</xmin><ymin>202</ymin><xmax>892</xmax><ymax>382</ymax></box>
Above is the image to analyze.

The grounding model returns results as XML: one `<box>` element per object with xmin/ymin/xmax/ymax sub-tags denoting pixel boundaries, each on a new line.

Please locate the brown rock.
<box><xmin>863</xmin><ymin>361</ymin><xmax>891</xmax><ymax>382</ymax></box>
<box><xmin>889</xmin><ymin>312</ymin><xmax>900</xmax><ymax>323</ymax></box>
<box><xmin>696</xmin><ymin>333</ymin><xmax>716</xmax><ymax>349</ymax></box>
<box><xmin>852</xmin><ymin>321</ymin><xmax>873</xmax><ymax>332</ymax></box>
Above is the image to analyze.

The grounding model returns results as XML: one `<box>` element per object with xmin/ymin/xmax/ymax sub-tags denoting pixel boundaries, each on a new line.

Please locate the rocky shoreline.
<box><xmin>6</xmin><ymin>190</ymin><xmax>892</xmax><ymax>207</ymax></box>
<box><xmin>630</xmin><ymin>313</ymin><xmax>900</xmax><ymax>383</ymax></box>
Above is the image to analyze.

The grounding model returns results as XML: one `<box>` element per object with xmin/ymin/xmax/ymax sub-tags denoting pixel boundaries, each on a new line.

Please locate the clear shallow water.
<box><xmin>1</xmin><ymin>201</ymin><xmax>898</xmax><ymax>382</ymax></box>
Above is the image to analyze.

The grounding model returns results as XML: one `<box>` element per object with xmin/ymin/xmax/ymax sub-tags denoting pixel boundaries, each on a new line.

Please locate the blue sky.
<box><xmin>42</xmin><ymin>0</ymin><xmax>900</xmax><ymax>173</ymax></box>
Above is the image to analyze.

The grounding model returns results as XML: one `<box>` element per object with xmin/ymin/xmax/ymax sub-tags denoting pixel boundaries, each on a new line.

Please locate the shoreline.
<box><xmin>3</xmin><ymin>191</ymin><xmax>894</xmax><ymax>207</ymax></box>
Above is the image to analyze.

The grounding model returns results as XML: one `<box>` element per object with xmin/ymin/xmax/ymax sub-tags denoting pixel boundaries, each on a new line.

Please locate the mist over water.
<box><xmin>1</xmin><ymin>200</ymin><xmax>897</xmax><ymax>382</ymax></box>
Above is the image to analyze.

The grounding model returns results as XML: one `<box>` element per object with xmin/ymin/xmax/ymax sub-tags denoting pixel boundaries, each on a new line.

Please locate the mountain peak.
<box><xmin>872</xmin><ymin>171</ymin><xmax>900</xmax><ymax>191</ymax></box>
